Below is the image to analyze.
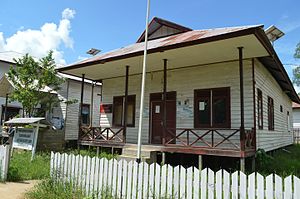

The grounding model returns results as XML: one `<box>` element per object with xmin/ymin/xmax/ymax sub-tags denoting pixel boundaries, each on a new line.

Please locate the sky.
<box><xmin>1</xmin><ymin>0</ymin><xmax>300</xmax><ymax>88</ymax></box>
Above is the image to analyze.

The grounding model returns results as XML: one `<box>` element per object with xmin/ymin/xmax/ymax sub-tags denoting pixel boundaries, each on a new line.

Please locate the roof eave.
<box><xmin>58</xmin><ymin>26</ymin><xmax>261</xmax><ymax>73</ymax></box>
<box><xmin>254</xmin><ymin>29</ymin><xmax>300</xmax><ymax>104</ymax></box>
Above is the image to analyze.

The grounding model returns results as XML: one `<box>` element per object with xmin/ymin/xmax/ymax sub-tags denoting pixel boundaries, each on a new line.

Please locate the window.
<box><xmin>112</xmin><ymin>95</ymin><xmax>136</xmax><ymax>127</ymax></box>
<box><xmin>81</xmin><ymin>104</ymin><xmax>90</xmax><ymax>125</ymax></box>
<box><xmin>267</xmin><ymin>96</ymin><xmax>274</xmax><ymax>130</ymax></box>
<box><xmin>257</xmin><ymin>89</ymin><xmax>263</xmax><ymax>129</ymax></box>
<box><xmin>194</xmin><ymin>87</ymin><xmax>230</xmax><ymax>128</ymax></box>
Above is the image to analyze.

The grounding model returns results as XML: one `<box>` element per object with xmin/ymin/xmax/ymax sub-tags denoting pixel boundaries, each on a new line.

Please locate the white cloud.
<box><xmin>62</xmin><ymin>8</ymin><xmax>76</xmax><ymax>20</ymax></box>
<box><xmin>0</xmin><ymin>8</ymin><xmax>75</xmax><ymax>65</ymax></box>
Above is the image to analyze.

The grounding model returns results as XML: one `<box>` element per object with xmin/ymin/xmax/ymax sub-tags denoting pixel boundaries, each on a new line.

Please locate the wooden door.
<box><xmin>150</xmin><ymin>92</ymin><xmax>176</xmax><ymax>144</ymax></box>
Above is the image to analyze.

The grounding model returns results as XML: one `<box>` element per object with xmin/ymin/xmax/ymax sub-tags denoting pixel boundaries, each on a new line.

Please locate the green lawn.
<box><xmin>256</xmin><ymin>144</ymin><xmax>300</xmax><ymax>177</ymax></box>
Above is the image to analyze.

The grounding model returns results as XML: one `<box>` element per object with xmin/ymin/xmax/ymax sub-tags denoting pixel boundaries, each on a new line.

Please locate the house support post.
<box><xmin>238</xmin><ymin>47</ymin><xmax>245</xmax><ymax>152</ymax></box>
<box><xmin>163</xmin><ymin>59</ymin><xmax>168</xmax><ymax>145</ymax></box>
<box><xmin>78</xmin><ymin>74</ymin><xmax>85</xmax><ymax>139</ymax></box>
<box><xmin>123</xmin><ymin>65</ymin><xmax>129</xmax><ymax>143</ymax></box>
<box><xmin>90</xmin><ymin>82</ymin><xmax>95</xmax><ymax>127</ymax></box>
<box><xmin>240</xmin><ymin>157</ymin><xmax>245</xmax><ymax>173</ymax></box>
<box><xmin>251</xmin><ymin>156</ymin><xmax>255</xmax><ymax>172</ymax></box>
<box><xmin>161</xmin><ymin>152</ymin><xmax>166</xmax><ymax>165</ymax></box>
<box><xmin>198</xmin><ymin>155</ymin><xmax>203</xmax><ymax>171</ymax></box>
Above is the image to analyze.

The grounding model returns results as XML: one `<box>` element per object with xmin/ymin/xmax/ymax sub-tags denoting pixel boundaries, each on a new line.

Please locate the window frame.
<box><xmin>112</xmin><ymin>95</ymin><xmax>136</xmax><ymax>127</ymax></box>
<box><xmin>257</xmin><ymin>89</ymin><xmax>263</xmax><ymax>130</ymax></box>
<box><xmin>267</xmin><ymin>96</ymin><xmax>274</xmax><ymax>130</ymax></box>
<box><xmin>194</xmin><ymin>87</ymin><xmax>231</xmax><ymax>128</ymax></box>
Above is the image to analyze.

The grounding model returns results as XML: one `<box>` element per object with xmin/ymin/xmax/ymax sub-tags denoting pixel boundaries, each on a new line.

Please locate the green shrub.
<box><xmin>8</xmin><ymin>150</ymin><xmax>50</xmax><ymax>181</ymax></box>
<box><xmin>256</xmin><ymin>145</ymin><xmax>300</xmax><ymax>177</ymax></box>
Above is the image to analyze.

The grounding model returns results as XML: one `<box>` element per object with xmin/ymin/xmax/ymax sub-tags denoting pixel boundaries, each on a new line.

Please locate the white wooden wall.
<box><xmin>64</xmin><ymin>80</ymin><xmax>101</xmax><ymax>140</ymax></box>
<box><xmin>254</xmin><ymin>59</ymin><xmax>293</xmax><ymax>152</ymax></box>
<box><xmin>100</xmin><ymin>60</ymin><xmax>253</xmax><ymax>144</ymax></box>
<box><xmin>293</xmin><ymin>108</ymin><xmax>300</xmax><ymax>128</ymax></box>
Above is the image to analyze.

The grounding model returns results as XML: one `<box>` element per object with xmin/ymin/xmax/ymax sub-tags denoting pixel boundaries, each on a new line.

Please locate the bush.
<box><xmin>8</xmin><ymin>150</ymin><xmax>50</xmax><ymax>181</ymax></box>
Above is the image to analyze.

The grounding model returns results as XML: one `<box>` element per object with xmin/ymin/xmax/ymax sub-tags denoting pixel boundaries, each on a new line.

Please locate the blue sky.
<box><xmin>1</xmin><ymin>0</ymin><xmax>300</xmax><ymax>81</ymax></box>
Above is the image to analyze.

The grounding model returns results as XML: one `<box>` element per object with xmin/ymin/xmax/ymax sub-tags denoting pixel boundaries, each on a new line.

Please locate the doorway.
<box><xmin>149</xmin><ymin>92</ymin><xmax>176</xmax><ymax>144</ymax></box>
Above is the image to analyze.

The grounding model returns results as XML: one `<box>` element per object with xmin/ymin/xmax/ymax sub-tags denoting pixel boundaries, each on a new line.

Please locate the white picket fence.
<box><xmin>50</xmin><ymin>152</ymin><xmax>300</xmax><ymax>199</ymax></box>
<box><xmin>0</xmin><ymin>145</ymin><xmax>10</xmax><ymax>181</ymax></box>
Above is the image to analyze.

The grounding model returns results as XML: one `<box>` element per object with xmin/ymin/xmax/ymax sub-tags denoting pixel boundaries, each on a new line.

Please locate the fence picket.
<box><xmin>149</xmin><ymin>163</ymin><xmax>155</xmax><ymax>199</ymax></box>
<box><xmin>208</xmin><ymin>168</ymin><xmax>215</xmax><ymax>199</ymax></box>
<box><xmin>93</xmin><ymin>157</ymin><xmax>100</xmax><ymax>197</ymax></box>
<box><xmin>56</xmin><ymin>153</ymin><xmax>61</xmax><ymax>180</ymax></box>
<box><xmin>67</xmin><ymin>153</ymin><xmax>73</xmax><ymax>183</ymax></box>
<box><xmin>63</xmin><ymin>153</ymin><xmax>68</xmax><ymax>183</ymax></box>
<box><xmin>143</xmin><ymin>163</ymin><xmax>149</xmax><ymax>199</ymax></box>
<box><xmin>103</xmin><ymin>158</ymin><xmax>109</xmax><ymax>191</ymax></box>
<box><xmin>223</xmin><ymin>170</ymin><xmax>230</xmax><ymax>199</ymax></box>
<box><xmin>294</xmin><ymin>176</ymin><xmax>300</xmax><ymax>199</ymax></box>
<box><xmin>173</xmin><ymin>166</ymin><xmax>180</xmax><ymax>199</ymax></box>
<box><xmin>126</xmin><ymin>161</ymin><xmax>133</xmax><ymax>198</ymax></box>
<box><xmin>98</xmin><ymin>158</ymin><xmax>104</xmax><ymax>194</ymax></box>
<box><xmin>49</xmin><ymin>152</ymin><xmax>299</xmax><ymax>198</ymax></box>
<box><xmin>186</xmin><ymin>167</ymin><xmax>193</xmax><ymax>199</ymax></box>
<box><xmin>107</xmin><ymin>159</ymin><xmax>113</xmax><ymax>194</ymax></box>
<box><xmin>74</xmin><ymin>155</ymin><xmax>80</xmax><ymax>187</ymax></box>
<box><xmin>155</xmin><ymin>163</ymin><xmax>161</xmax><ymax>198</ymax></box>
<box><xmin>167</xmin><ymin>165</ymin><xmax>173</xmax><ymax>198</ymax></box>
<box><xmin>215</xmin><ymin>170</ymin><xmax>222</xmax><ymax>199</ymax></box>
<box><xmin>112</xmin><ymin>159</ymin><xmax>118</xmax><ymax>197</ymax></box>
<box><xmin>266</xmin><ymin>174</ymin><xmax>273</xmax><ymax>199</ymax></box>
<box><xmin>89</xmin><ymin>157</ymin><xmax>95</xmax><ymax>196</ymax></box>
<box><xmin>180</xmin><ymin>166</ymin><xmax>186</xmax><ymax>199</ymax></box>
<box><xmin>257</xmin><ymin>173</ymin><xmax>264</xmax><ymax>199</ymax></box>
<box><xmin>248</xmin><ymin>173</ymin><xmax>255</xmax><ymax>199</ymax></box>
<box><xmin>231</xmin><ymin>171</ymin><xmax>238</xmax><ymax>199</ymax></box>
<box><xmin>240</xmin><ymin>171</ymin><xmax>246</xmax><ymax>199</ymax></box>
<box><xmin>121</xmin><ymin>160</ymin><xmax>128</xmax><ymax>198</ymax></box>
<box><xmin>116</xmin><ymin>160</ymin><xmax>123</xmax><ymax>199</ymax></box>
<box><xmin>132</xmin><ymin>161</ymin><xmax>138</xmax><ymax>199</ymax></box>
<box><xmin>161</xmin><ymin>165</ymin><xmax>167</xmax><ymax>197</ymax></box>
<box><xmin>193</xmin><ymin>168</ymin><xmax>200</xmax><ymax>199</ymax></box>
<box><xmin>284</xmin><ymin>175</ymin><xmax>292</xmax><ymax>199</ymax></box>
<box><xmin>137</xmin><ymin>162</ymin><xmax>144</xmax><ymax>199</ymax></box>
<box><xmin>275</xmin><ymin>174</ymin><xmax>283</xmax><ymax>199</ymax></box>
<box><xmin>201</xmin><ymin>168</ymin><xmax>207</xmax><ymax>199</ymax></box>
<box><xmin>85</xmin><ymin>156</ymin><xmax>91</xmax><ymax>196</ymax></box>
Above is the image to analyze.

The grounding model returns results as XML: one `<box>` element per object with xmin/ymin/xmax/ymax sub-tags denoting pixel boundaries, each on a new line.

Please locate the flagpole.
<box><xmin>136</xmin><ymin>0</ymin><xmax>150</xmax><ymax>163</ymax></box>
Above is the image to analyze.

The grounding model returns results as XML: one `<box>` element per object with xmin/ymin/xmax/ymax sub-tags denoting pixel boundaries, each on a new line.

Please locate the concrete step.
<box><xmin>117</xmin><ymin>154</ymin><xmax>151</xmax><ymax>163</ymax></box>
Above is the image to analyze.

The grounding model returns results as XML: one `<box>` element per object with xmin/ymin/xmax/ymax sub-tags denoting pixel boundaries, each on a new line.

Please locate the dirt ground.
<box><xmin>0</xmin><ymin>180</ymin><xmax>38</xmax><ymax>199</ymax></box>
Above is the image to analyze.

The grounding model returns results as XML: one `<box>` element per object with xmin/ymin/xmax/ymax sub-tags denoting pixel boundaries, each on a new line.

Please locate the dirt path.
<box><xmin>0</xmin><ymin>180</ymin><xmax>38</xmax><ymax>199</ymax></box>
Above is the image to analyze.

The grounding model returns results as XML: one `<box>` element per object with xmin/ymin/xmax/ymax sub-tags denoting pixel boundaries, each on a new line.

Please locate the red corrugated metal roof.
<box><xmin>65</xmin><ymin>25</ymin><xmax>262</xmax><ymax>68</ymax></box>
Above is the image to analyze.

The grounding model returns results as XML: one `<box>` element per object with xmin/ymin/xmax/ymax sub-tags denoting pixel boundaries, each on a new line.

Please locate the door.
<box><xmin>150</xmin><ymin>92</ymin><xmax>176</xmax><ymax>144</ymax></box>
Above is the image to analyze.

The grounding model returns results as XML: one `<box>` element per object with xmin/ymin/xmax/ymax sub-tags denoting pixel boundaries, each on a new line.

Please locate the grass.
<box><xmin>7</xmin><ymin>148</ymin><xmax>116</xmax><ymax>182</ymax></box>
<box><xmin>8</xmin><ymin>150</ymin><xmax>50</xmax><ymax>182</ymax></box>
<box><xmin>25</xmin><ymin>179</ymin><xmax>86</xmax><ymax>199</ymax></box>
<box><xmin>256</xmin><ymin>144</ymin><xmax>300</xmax><ymax>177</ymax></box>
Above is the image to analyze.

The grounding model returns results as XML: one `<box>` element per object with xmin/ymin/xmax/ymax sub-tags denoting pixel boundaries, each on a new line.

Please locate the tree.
<box><xmin>293</xmin><ymin>43</ymin><xmax>300</xmax><ymax>87</ymax></box>
<box><xmin>7</xmin><ymin>51</ymin><xmax>65</xmax><ymax>117</ymax></box>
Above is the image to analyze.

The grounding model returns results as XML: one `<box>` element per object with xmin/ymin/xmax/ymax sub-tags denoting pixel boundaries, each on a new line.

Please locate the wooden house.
<box><xmin>0</xmin><ymin>51</ymin><xmax>101</xmax><ymax>145</ymax></box>
<box><xmin>58</xmin><ymin>17</ymin><xmax>299</xmax><ymax>170</ymax></box>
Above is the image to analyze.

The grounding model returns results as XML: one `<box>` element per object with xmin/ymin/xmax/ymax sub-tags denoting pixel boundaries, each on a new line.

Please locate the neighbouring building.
<box><xmin>58</xmin><ymin>17</ymin><xmax>299</xmax><ymax>170</ymax></box>
<box><xmin>0</xmin><ymin>51</ymin><xmax>101</xmax><ymax>146</ymax></box>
